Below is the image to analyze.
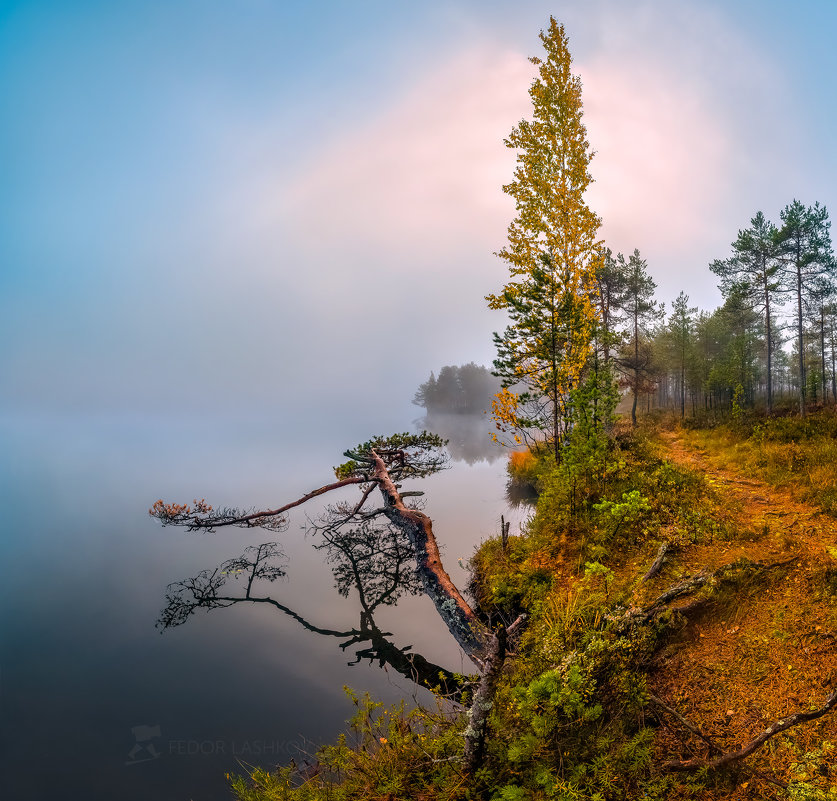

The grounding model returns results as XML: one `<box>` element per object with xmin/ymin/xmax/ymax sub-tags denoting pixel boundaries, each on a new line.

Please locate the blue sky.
<box><xmin>2</xmin><ymin>0</ymin><xmax>836</xmax><ymax>422</ymax></box>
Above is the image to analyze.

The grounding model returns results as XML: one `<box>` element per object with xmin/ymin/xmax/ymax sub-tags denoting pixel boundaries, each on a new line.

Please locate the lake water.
<box><xmin>0</xmin><ymin>410</ymin><xmax>524</xmax><ymax>800</ymax></box>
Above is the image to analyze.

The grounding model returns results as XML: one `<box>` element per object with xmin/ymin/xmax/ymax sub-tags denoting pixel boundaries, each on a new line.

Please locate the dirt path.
<box><xmin>658</xmin><ymin>429</ymin><xmax>837</xmax><ymax>567</ymax></box>
<box><xmin>646</xmin><ymin>429</ymin><xmax>837</xmax><ymax>797</ymax></box>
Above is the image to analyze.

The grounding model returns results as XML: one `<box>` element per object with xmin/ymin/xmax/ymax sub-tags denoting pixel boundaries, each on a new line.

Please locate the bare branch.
<box><xmin>222</xmin><ymin>596</ymin><xmax>360</xmax><ymax>640</ymax></box>
<box><xmin>642</xmin><ymin>541</ymin><xmax>670</xmax><ymax>582</ymax></box>
<box><xmin>649</xmin><ymin>694</ymin><xmax>788</xmax><ymax>790</ymax></box>
<box><xmin>149</xmin><ymin>476</ymin><xmax>366</xmax><ymax>532</ymax></box>
<box><xmin>649</xmin><ymin>693</ymin><xmax>724</xmax><ymax>756</ymax></box>
<box><xmin>623</xmin><ymin>556</ymin><xmax>798</xmax><ymax>629</ymax></box>
<box><xmin>662</xmin><ymin>687</ymin><xmax>837</xmax><ymax>773</ymax></box>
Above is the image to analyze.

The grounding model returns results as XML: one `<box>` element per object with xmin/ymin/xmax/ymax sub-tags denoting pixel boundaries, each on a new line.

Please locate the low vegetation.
<box><xmin>680</xmin><ymin>407</ymin><xmax>837</xmax><ymax>517</ymax></box>
<box><xmin>228</xmin><ymin>415</ymin><xmax>837</xmax><ymax>800</ymax></box>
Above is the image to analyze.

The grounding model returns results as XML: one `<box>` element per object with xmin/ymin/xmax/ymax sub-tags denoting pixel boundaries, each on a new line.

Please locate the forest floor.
<box><xmin>640</xmin><ymin>426</ymin><xmax>837</xmax><ymax>798</ymax></box>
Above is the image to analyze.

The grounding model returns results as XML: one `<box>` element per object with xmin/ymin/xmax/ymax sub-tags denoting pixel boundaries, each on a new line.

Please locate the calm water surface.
<box><xmin>0</xmin><ymin>411</ymin><xmax>523</xmax><ymax>800</ymax></box>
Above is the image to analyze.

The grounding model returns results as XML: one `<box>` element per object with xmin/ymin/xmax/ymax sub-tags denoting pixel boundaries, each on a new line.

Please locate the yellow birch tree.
<box><xmin>487</xmin><ymin>17</ymin><xmax>603</xmax><ymax>461</ymax></box>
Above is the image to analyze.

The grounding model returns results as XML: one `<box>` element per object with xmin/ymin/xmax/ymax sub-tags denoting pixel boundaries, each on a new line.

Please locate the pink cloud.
<box><xmin>582</xmin><ymin>57</ymin><xmax>730</xmax><ymax>255</ymax></box>
<box><xmin>276</xmin><ymin>43</ymin><xmax>736</xmax><ymax>269</ymax></box>
<box><xmin>275</xmin><ymin>47</ymin><xmax>535</xmax><ymax>265</ymax></box>
<box><xmin>262</xmin><ymin>7</ymin><xmax>788</xmax><ymax>312</ymax></box>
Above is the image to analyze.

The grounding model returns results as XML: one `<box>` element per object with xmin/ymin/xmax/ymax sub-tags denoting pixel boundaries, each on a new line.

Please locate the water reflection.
<box><xmin>418</xmin><ymin>412</ymin><xmax>503</xmax><ymax>465</ymax></box>
<box><xmin>0</xmin><ymin>414</ymin><xmax>516</xmax><ymax>800</ymax></box>
<box><xmin>505</xmin><ymin>475</ymin><xmax>538</xmax><ymax>507</ymax></box>
<box><xmin>159</xmin><ymin>518</ymin><xmax>468</xmax><ymax>700</ymax></box>
<box><xmin>415</xmin><ymin>410</ymin><xmax>539</xmax><ymax>514</ymax></box>
<box><xmin>415</xmin><ymin>410</ymin><xmax>538</xmax><ymax>510</ymax></box>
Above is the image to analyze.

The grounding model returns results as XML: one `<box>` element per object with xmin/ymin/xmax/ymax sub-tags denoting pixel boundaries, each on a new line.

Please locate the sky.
<box><xmin>2</xmin><ymin>0</ymin><xmax>837</xmax><ymax>425</ymax></box>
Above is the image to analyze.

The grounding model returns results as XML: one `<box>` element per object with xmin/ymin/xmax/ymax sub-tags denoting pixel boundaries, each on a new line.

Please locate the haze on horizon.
<box><xmin>2</xmin><ymin>0</ymin><xmax>836</xmax><ymax>427</ymax></box>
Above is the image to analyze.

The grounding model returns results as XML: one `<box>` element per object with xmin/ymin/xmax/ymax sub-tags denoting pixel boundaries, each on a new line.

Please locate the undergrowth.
<box><xmin>229</xmin><ymin>421</ymin><xmax>837</xmax><ymax>801</ymax></box>
<box><xmin>682</xmin><ymin>407</ymin><xmax>837</xmax><ymax>516</ymax></box>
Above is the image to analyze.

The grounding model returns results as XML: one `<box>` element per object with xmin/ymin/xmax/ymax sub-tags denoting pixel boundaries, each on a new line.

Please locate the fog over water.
<box><xmin>0</xmin><ymin>408</ymin><xmax>524</xmax><ymax>801</ymax></box>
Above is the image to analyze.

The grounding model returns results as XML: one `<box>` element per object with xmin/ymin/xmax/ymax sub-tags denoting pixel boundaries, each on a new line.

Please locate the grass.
<box><xmin>682</xmin><ymin>407</ymin><xmax>837</xmax><ymax>516</ymax></box>
<box><xmin>229</xmin><ymin>417</ymin><xmax>837</xmax><ymax>801</ymax></box>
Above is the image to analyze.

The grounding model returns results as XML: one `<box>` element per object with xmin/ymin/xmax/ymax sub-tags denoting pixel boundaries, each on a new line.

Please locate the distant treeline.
<box><xmin>604</xmin><ymin>201</ymin><xmax>837</xmax><ymax>419</ymax></box>
<box><xmin>413</xmin><ymin>363</ymin><xmax>502</xmax><ymax>415</ymax></box>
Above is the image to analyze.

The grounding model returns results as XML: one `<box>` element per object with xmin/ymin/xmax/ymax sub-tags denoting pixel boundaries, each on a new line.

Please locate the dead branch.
<box><xmin>150</xmin><ymin>476</ymin><xmax>366</xmax><ymax>531</ymax></box>
<box><xmin>627</xmin><ymin>556</ymin><xmax>798</xmax><ymax>628</ymax></box>
<box><xmin>642</xmin><ymin>541</ymin><xmax>670</xmax><ymax>582</ymax></box>
<box><xmin>662</xmin><ymin>687</ymin><xmax>837</xmax><ymax>773</ymax></box>
<box><xmin>648</xmin><ymin>694</ymin><xmax>788</xmax><ymax>790</ymax></box>
<box><xmin>648</xmin><ymin>693</ymin><xmax>723</xmax><ymax>755</ymax></box>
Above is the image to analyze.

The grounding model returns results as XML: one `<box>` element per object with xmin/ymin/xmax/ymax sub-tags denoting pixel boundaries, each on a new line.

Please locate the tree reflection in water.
<box><xmin>158</xmin><ymin>517</ymin><xmax>469</xmax><ymax>701</ymax></box>
<box><xmin>152</xmin><ymin>432</ymin><xmax>527</xmax><ymax>769</ymax></box>
<box><xmin>417</xmin><ymin>412</ymin><xmax>502</xmax><ymax>465</ymax></box>
<box><xmin>418</xmin><ymin>412</ymin><xmax>537</xmax><ymax>508</ymax></box>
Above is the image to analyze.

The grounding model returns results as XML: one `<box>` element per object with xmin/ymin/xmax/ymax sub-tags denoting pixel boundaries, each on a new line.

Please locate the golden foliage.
<box><xmin>508</xmin><ymin>449</ymin><xmax>537</xmax><ymax>475</ymax></box>
<box><xmin>490</xmin><ymin>387</ymin><xmax>522</xmax><ymax>444</ymax></box>
<box><xmin>488</xmin><ymin>17</ymin><xmax>603</xmax><ymax>446</ymax></box>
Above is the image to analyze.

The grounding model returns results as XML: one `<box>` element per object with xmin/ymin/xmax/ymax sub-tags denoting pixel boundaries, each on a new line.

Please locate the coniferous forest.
<box><xmin>613</xmin><ymin>201</ymin><xmax>836</xmax><ymax>421</ymax></box>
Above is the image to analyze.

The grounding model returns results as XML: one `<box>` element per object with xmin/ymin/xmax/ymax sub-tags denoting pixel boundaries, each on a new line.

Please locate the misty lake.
<box><xmin>0</xmin><ymin>409</ymin><xmax>523</xmax><ymax>801</ymax></box>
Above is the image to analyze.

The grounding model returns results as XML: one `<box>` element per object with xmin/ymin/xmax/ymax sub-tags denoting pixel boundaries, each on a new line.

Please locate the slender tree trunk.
<box><xmin>551</xmin><ymin>279</ymin><xmax>560</xmax><ymax>462</ymax></box>
<box><xmin>831</xmin><ymin>328</ymin><xmax>837</xmax><ymax>404</ymax></box>
<box><xmin>602</xmin><ymin>302</ymin><xmax>611</xmax><ymax>367</ymax></box>
<box><xmin>797</xmin><ymin>243</ymin><xmax>806</xmax><ymax>416</ymax></box>
<box><xmin>680</xmin><ymin>346</ymin><xmax>685</xmax><ymax>419</ymax></box>
<box><xmin>552</xmin><ymin>374</ymin><xmax>560</xmax><ymax>463</ymax></box>
<box><xmin>821</xmin><ymin>307</ymin><xmax>827</xmax><ymax>406</ymax></box>
<box><xmin>764</xmin><ymin>269</ymin><xmax>773</xmax><ymax>415</ymax></box>
<box><xmin>592</xmin><ymin>336</ymin><xmax>600</xmax><ymax>428</ymax></box>
<box><xmin>632</xmin><ymin>316</ymin><xmax>639</xmax><ymax>426</ymax></box>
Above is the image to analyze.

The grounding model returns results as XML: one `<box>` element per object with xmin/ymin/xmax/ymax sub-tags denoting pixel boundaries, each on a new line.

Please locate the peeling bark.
<box><xmin>463</xmin><ymin>627</ymin><xmax>505</xmax><ymax>773</ymax></box>
<box><xmin>369</xmin><ymin>449</ymin><xmax>495</xmax><ymax>667</ymax></box>
<box><xmin>463</xmin><ymin>615</ymin><xmax>526</xmax><ymax>774</ymax></box>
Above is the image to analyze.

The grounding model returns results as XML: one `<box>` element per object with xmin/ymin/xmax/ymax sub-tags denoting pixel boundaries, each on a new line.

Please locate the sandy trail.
<box><xmin>643</xmin><ymin>429</ymin><xmax>837</xmax><ymax>797</ymax></box>
<box><xmin>658</xmin><ymin>430</ymin><xmax>837</xmax><ymax>566</ymax></box>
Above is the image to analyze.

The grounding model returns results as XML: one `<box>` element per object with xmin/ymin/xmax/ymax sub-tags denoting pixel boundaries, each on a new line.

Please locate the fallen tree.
<box><xmin>150</xmin><ymin>432</ymin><xmax>525</xmax><ymax>769</ymax></box>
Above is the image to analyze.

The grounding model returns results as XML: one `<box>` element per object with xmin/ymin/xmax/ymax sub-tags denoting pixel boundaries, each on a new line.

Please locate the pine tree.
<box><xmin>666</xmin><ymin>292</ymin><xmax>698</xmax><ymax>419</ymax></box>
<box><xmin>708</xmin><ymin>287</ymin><xmax>761</xmax><ymax>408</ymax></box>
<box><xmin>593</xmin><ymin>248</ymin><xmax>629</xmax><ymax>367</ymax></box>
<box><xmin>808</xmin><ymin>276</ymin><xmax>837</xmax><ymax>405</ymax></box>
<box><xmin>412</xmin><ymin>371</ymin><xmax>437</xmax><ymax>411</ymax></box>
<box><xmin>776</xmin><ymin>200</ymin><xmax>834</xmax><ymax>415</ymax></box>
<box><xmin>827</xmin><ymin>300</ymin><xmax>837</xmax><ymax>404</ymax></box>
<box><xmin>710</xmin><ymin>211</ymin><xmax>784</xmax><ymax>414</ymax></box>
<box><xmin>487</xmin><ymin>17</ymin><xmax>602</xmax><ymax>460</ymax></box>
<box><xmin>618</xmin><ymin>249</ymin><xmax>659</xmax><ymax>426</ymax></box>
